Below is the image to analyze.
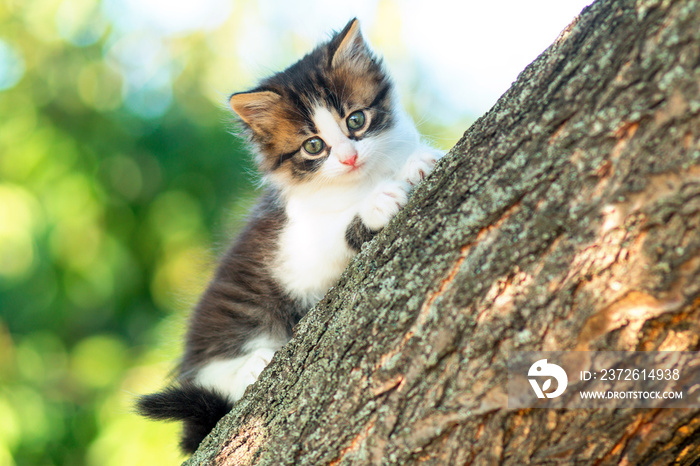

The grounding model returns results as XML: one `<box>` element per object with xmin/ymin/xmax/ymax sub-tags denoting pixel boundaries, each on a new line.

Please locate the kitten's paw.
<box><xmin>195</xmin><ymin>347</ymin><xmax>278</xmax><ymax>402</ymax></box>
<box><xmin>241</xmin><ymin>348</ymin><xmax>276</xmax><ymax>381</ymax></box>
<box><xmin>360</xmin><ymin>180</ymin><xmax>410</xmax><ymax>231</ymax></box>
<box><xmin>225</xmin><ymin>349</ymin><xmax>275</xmax><ymax>399</ymax></box>
<box><xmin>399</xmin><ymin>147</ymin><xmax>443</xmax><ymax>187</ymax></box>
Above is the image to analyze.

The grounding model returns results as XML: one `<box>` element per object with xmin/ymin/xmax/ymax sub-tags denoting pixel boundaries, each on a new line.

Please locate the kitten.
<box><xmin>137</xmin><ymin>18</ymin><xmax>442</xmax><ymax>453</ymax></box>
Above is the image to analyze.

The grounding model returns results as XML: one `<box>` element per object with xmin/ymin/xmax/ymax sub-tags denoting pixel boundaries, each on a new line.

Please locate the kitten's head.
<box><xmin>230</xmin><ymin>19</ymin><xmax>408</xmax><ymax>192</ymax></box>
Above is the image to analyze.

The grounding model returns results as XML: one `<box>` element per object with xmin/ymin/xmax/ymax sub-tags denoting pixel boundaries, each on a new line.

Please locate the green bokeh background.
<box><xmin>0</xmin><ymin>1</ymin><xmax>463</xmax><ymax>464</ymax></box>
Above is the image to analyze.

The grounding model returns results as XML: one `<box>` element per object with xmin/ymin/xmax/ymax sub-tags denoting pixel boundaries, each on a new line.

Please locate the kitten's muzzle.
<box><xmin>339</xmin><ymin>152</ymin><xmax>358</xmax><ymax>168</ymax></box>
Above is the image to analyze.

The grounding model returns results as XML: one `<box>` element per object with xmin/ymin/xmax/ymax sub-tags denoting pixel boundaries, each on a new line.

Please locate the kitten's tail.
<box><xmin>137</xmin><ymin>382</ymin><xmax>233</xmax><ymax>454</ymax></box>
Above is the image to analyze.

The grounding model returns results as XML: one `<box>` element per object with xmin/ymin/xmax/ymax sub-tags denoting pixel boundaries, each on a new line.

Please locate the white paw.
<box><xmin>360</xmin><ymin>180</ymin><xmax>409</xmax><ymax>231</ymax></box>
<box><xmin>195</xmin><ymin>347</ymin><xmax>278</xmax><ymax>402</ymax></box>
<box><xmin>399</xmin><ymin>147</ymin><xmax>443</xmax><ymax>187</ymax></box>
<box><xmin>241</xmin><ymin>348</ymin><xmax>276</xmax><ymax>382</ymax></box>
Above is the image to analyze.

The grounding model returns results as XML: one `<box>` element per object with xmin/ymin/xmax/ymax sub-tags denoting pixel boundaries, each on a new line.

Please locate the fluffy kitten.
<box><xmin>137</xmin><ymin>18</ymin><xmax>442</xmax><ymax>453</ymax></box>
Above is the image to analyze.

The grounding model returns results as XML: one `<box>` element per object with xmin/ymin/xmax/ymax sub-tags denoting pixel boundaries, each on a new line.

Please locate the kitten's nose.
<box><xmin>340</xmin><ymin>152</ymin><xmax>358</xmax><ymax>167</ymax></box>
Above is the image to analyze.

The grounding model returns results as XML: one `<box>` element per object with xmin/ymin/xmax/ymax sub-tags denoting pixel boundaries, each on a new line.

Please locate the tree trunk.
<box><xmin>186</xmin><ymin>0</ymin><xmax>700</xmax><ymax>464</ymax></box>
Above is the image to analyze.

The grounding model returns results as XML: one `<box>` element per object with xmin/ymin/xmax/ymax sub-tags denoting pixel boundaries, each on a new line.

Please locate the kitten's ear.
<box><xmin>330</xmin><ymin>18</ymin><xmax>368</xmax><ymax>68</ymax></box>
<box><xmin>229</xmin><ymin>90</ymin><xmax>281</xmax><ymax>127</ymax></box>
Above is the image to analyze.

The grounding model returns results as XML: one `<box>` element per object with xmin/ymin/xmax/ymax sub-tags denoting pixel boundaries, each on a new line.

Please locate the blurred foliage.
<box><xmin>0</xmin><ymin>0</ymin><xmax>460</xmax><ymax>464</ymax></box>
<box><xmin>0</xmin><ymin>0</ymin><xmax>257</xmax><ymax>464</ymax></box>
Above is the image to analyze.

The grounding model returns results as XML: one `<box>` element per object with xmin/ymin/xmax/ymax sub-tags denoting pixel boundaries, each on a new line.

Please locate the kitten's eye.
<box><xmin>347</xmin><ymin>110</ymin><xmax>366</xmax><ymax>131</ymax></box>
<box><xmin>302</xmin><ymin>137</ymin><xmax>325</xmax><ymax>155</ymax></box>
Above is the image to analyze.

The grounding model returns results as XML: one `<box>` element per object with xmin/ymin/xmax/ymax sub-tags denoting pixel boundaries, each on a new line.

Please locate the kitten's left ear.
<box><xmin>330</xmin><ymin>18</ymin><xmax>369</xmax><ymax>68</ymax></box>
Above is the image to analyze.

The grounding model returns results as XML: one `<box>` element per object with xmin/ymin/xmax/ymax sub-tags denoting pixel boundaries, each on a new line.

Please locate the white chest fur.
<box><xmin>273</xmin><ymin>190</ymin><xmax>362</xmax><ymax>305</ymax></box>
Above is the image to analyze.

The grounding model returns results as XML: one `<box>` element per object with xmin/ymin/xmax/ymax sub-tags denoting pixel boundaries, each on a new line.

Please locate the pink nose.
<box><xmin>340</xmin><ymin>153</ymin><xmax>358</xmax><ymax>167</ymax></box>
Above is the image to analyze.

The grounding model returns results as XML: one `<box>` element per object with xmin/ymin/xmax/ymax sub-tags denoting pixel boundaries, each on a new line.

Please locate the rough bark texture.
<box><xmin>186</xmin><ymin>0</ymin><xmax>700</xmax><ymax>464</ymax></box>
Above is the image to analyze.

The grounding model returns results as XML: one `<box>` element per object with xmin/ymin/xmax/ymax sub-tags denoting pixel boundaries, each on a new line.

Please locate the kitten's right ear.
<box><xmin>229</xmin><ymin>91</ymin><xmax>281</xmax><ymax>127</ymax></box>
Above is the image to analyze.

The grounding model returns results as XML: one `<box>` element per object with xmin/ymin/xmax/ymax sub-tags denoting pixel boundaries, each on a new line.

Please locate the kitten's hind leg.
<box><xmin>138</xmin><ymin>334</ymin><xmax>284</xmax><ymax>453</ymax></box>
<box><xmin>194</xmin><ymin>334</ymin><xmax>284</xmax><ymax>403</ymax></box>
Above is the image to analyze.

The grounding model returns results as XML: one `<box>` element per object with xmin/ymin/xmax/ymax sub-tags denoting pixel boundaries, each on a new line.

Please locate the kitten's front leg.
<box><xmin>346</xmin><ymin>147</ymin><xmax>442</xmax><ymax>251</ymax></box>
<box><xmin>345</xmin><ymin>180</ymin><xmax>410</xmax><ymax>251</ymax></box>
<box><xmin>399</xmin><ymin>146</ymin><xmax>444</xmax><ymax>187</ymax></box>
<box><xmin>359</xmin><ymin>179</ymin><xmax>410</xmax><ymax>231</ymax></box>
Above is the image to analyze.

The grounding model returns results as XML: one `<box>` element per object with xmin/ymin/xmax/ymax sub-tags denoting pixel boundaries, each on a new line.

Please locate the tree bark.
<box><xmin>186</xmin><ymin>0</ymin><xmax>700</xmax><ymax>464</ymax></box>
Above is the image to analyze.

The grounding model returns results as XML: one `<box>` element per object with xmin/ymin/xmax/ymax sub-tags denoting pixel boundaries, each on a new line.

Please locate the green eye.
<box><xmin>302</xmin><ymin>137</ymin><xmax>325</xmax><ymax>155</ymax></box>
<box><xmin>347</xmin><ymin>110</ymin><xmax>366</xmax><ymax>130</ymax></box>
